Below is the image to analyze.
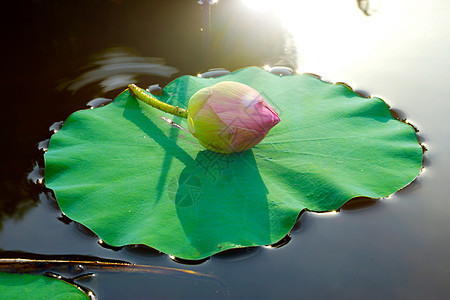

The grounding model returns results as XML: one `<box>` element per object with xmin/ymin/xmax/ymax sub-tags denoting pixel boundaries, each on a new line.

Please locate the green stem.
<box><xmin>128</xmin><ymin>84</ymin><xmax>188</xmax><ymax>119</ymax></box>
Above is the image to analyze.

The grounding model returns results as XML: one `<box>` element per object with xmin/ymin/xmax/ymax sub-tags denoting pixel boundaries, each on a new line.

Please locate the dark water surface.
<box><xmin>1</xmin><ymin>0</ymin><xmax>449</xmax><ymax>298</ymax></box>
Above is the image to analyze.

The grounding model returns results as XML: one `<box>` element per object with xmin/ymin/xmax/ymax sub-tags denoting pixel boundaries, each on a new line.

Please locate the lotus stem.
<box><xmin>128</xmin><ymin>84</ymin><xmax>188</xmax><ymax>118</ymax></box>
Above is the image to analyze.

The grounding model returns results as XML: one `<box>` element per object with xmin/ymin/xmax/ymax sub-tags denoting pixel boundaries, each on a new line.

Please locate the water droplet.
<box><xmin>49</xmin><ymin>121</ymin><xmax>64</xmax><ymax>133</ymax></box>
<box><xmin>27</xmin><ymin>162</ymin><xmax>44</xmax><ymax>185</ymax></box>
<box><xmin>147</xmin><ymin>84</ymin><xmax>162</xmax><ymax>95</ymax></box>
<box><xmin>86</xmin><ymin>97</ymin><xmax>112</xmax><ymax>109</ymax></box>
<box><xmin>269</xmin><ymin>66</ymin><xmax>293</xmax><ymax>76</ymax></box>
<box><xmin>198</xmin><ymin>68</ymin><xmax>231</xmax><ymax>78</ymax></box>
<box><xmin>38</xmin><ymin>139</ymin><xmax>49</xmax><ymax>152</ymax></box>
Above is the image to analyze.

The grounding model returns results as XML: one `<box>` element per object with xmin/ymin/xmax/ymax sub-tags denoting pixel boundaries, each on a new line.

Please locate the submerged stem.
<box><xmin>128</xmin><ymin>84</ymin><xmax>188</xmax><ymax>118</ymax></box>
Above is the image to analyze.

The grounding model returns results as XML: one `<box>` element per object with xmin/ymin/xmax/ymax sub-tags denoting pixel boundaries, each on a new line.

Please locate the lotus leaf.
<box><xmin>0</xmin><ymin>272</ymin><xmax>88</xmax><ymax>299</ymax></box>
<box><xmin>45</xmin><ymin>67</ymin><xmax>422</xmax><ymax>259</ymax></box>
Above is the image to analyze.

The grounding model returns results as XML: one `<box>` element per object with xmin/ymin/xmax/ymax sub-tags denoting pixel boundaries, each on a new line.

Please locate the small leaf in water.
<box><xmin>0</xmin><ymin>272</ymin><xmax>89</xmax><ymax>299</ymax></box>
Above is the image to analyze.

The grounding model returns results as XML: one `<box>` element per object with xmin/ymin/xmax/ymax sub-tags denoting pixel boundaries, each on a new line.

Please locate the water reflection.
<box><xmin>0</xmin><ymin>181</ymin><xmax>37</xmax><ymax>231</ymax></box>
<box><xmin>124</xmin><ymin>244</ymin><xmax>164</xmax><ymax>258</ymax></box>
<box><xmin>213</xmin><ymin>246</ymin><xmax>260</xmax><ymax>262</ymax></box>
<box><xmin>341</xmin><ymin>196</ymin><xmax>378</xmax><ymax>212</ymax></box>
<box><xmin>209</xmin><ymin>0</ymin><xmax>296</xmax><ymax>70</ymax></box>
<box><xmin>59</xmin><ymin>47</ymin><xmax>178</xmax><ymax>94</ymax></box>
<box><xmin>169</xmin><ymin>255</ymin><xmax>210</xmax><ymax>265</ymax></box>
<box><xmin>0</xmin><ymin>147</ymin><xmax>49</xmax><ymax>231</ymax></box>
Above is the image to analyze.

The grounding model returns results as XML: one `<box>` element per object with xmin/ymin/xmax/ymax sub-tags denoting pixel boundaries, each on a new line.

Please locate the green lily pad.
<box><xmin>0</xmin><ymin>272</ymin><xmax>89</xmax><ymax>299</ymax></box>
<box><xmin>44</xmin><ymin>67</ymin><xmax>422</xmax><ymax>259</ymax></box>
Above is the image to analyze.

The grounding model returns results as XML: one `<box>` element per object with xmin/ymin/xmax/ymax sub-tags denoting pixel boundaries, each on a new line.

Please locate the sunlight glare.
<box><xmin>242</xmin><ymin>0</ymin><xmax>277</xmax><ymax>12</ymax></box>
<box><xmin>241</xmin><ymin>0</ymin><xmax>405</xmax><ymax>78</ymax></box>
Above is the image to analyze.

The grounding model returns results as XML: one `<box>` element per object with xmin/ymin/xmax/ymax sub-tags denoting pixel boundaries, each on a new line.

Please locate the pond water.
<box><xmin>1</xmin><ymin>0</ymin><xmax>449</xmax><ymax>298</ymax></box>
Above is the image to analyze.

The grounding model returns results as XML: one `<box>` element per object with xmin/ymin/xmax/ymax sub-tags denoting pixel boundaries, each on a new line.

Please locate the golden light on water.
<box><xmin>242</xmin><ymin>0</ymin><xmax>406</xmax><ymax>78</ymax></box>
<box><xmin>242</xmin><ymin>0</ymin><xmax>277</xmax><ymax>12</ymax></box>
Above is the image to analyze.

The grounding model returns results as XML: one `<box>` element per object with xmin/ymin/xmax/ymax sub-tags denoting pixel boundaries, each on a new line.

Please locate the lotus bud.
<box><xmin>187</xmin><ymin>81</ymin><xmax>280</xmax><ymax>154</ymax></box>
<box><xmin>128</xmin><ymin>81</ymin><xmax>280</xmax><ymax>154</ymax></box>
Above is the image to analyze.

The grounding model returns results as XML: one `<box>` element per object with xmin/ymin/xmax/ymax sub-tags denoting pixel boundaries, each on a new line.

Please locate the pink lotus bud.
<box><xmin>187</xmin><ymin>81</ymin><xmax>280</xmax><ymax>154</ymax></box>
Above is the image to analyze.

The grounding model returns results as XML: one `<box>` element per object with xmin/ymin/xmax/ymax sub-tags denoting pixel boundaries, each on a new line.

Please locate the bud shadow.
<box><xmin>173</xmin><ymin>150</ymin><xmax>272</xmax><ymax>257</ymax></box>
